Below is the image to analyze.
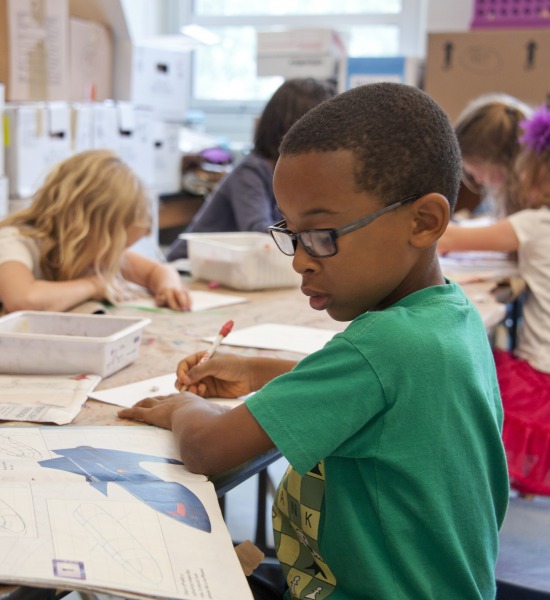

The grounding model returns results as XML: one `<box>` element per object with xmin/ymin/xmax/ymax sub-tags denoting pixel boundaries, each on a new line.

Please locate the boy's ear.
<box><xmin>409</xmin><ymin>193</ymin><xmax>450</xmax><ymax>248</ymax></box>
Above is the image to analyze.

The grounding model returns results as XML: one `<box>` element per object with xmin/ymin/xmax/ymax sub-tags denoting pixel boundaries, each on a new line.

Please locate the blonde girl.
<box><xmin>439</xmin><ymin>105</ymin><xmax>550</xmax><ymax>495</ymax></box>
<box><xmin>455</xmin><ymin>93</ymin><xmax>532</xmax><ymax>216</ymax></box>
<box><xmin>0</xmin><ymin>149</ymin><xmax>190</xmax><ymax>313</ymax></box>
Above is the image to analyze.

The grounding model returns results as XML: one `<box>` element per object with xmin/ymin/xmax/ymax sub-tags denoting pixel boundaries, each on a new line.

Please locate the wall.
<box><xmin>427</xmin><ymin>1</ymin><xmax>473</xmax><ymax>32</ymax></box>
<box><xmin>121</xmin><ymin>0</ymin><xmax>164</xmax><ymax>39</ymax></box>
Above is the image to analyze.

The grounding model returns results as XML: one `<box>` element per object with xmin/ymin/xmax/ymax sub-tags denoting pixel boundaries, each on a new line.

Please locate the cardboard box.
<box><xmin>0</xmin><ymin>0</ymin><xmax>70</xmax><ymax>101</ymax></box>
<box><xmin>0</xmin><ymin>83</ymin><xmax>4</xmax><ymax>177</ymax></box>
<box><xmin>424</xmin><ymin>29</ymin><xmax>550</xmax><ymax>123</ymax></box>
<box><xmin>69</xmin><ymin>16</ymin><xmax>113</xmax><ymax>101</ymax></box>
<box><xmin>257</xmin><ymin>28</ymin><xmax>347</xmax><ymax>80</ymax></box>
<box><xmin>4</xmin><ymin>102</ymin><xmax>71</xmax><ymax>198</ymax></box>
<box><xmin>345</xmin><ymin>56</ymin><xmax>422</xmax><ymax>89</ymax></box>
<box><xmin>69</xmin><ymin>0</ymin><xmax>189</xmax><ymax>121</ymax></box>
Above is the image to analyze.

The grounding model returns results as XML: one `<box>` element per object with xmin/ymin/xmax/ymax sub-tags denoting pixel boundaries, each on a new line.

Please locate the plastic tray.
<box><xmin>182</xmin><ymin>232</ymin><xmax>301</xmax><ymax>291</ymax></box>
<box><xmin>0</xmin><ymin>311</ymin><xmax>151</xmax><ymax>377</ymax></box>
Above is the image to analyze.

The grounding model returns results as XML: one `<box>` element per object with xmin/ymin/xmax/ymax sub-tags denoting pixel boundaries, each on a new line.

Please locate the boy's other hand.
<box><xmin>118</xmin><ymin>393</ymin><xmax>201</xmax><ymax>429</ymax></box>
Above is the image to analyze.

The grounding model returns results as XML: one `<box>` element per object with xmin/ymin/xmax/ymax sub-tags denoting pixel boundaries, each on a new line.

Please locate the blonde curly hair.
<box><xmin>0</xmin><ymin>149</ymin><xmax>150</xmax><ymax>288</ymax></box>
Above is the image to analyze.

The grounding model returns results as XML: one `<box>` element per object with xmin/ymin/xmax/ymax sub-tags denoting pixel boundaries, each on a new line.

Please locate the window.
<box><xmin>170</xmin><ymin>0</ymin><xmax>426</xmax><ymax>143</ymax></box>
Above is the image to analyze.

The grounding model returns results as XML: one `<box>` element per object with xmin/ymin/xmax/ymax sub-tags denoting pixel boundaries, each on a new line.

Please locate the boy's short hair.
<box><xmin>279</xmin><ymin>82</ymin><xmax>462</xmax><ymax>212</ymax></box>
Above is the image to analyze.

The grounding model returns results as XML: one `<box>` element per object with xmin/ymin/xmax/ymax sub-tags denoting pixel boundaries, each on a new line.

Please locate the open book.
<box><xmin>0</xmin><ymin>426</ymin><xmax>252</xmax><ymax>600</ymax></box>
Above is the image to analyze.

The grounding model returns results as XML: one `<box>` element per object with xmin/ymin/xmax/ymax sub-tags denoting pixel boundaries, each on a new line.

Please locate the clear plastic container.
<box><xmin>182</xmin><ymin>232</ymin><xmax>301</xmax><ymax>291</ymax></box>
<box><xmin>0</xmin><ymin>311</ymin><xmax>151</xmax><ymax>376</ymax></box>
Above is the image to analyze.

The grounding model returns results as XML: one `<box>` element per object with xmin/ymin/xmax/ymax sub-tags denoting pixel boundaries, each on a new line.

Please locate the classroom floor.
<box><xmin>65</xmin><ymin>457</ymin><xmax>288</xmax><ymax>600</ymax></box>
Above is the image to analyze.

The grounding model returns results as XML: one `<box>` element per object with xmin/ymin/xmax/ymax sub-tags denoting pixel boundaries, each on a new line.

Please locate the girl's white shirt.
<box><xmin>0</xmin><ymin>226</ymin><xmax>42</xmax><ymax>278</ymax></box>
<box><xmin>508</xmin><ymin>207</ymin><xmax>550</xmax><ymax>373</ymax></box>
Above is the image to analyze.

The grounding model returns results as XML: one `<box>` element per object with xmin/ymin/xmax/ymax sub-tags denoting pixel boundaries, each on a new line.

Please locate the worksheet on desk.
<box><xmin>89</xmin><ymin>373</ymin><xmax>245</xmax><ymax>410</ymax></box>
<box><xmin>0</xmin><ymin>426</ymin><xmax>252</xmax><ymax>600</ymax></box>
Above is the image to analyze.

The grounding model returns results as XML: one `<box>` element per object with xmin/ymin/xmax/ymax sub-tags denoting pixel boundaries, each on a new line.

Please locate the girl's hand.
<box><xmin>155</xmin><ymin>286</ymin><xmax>191</xmax><ymax>311</ymax></box>
<box><xmin>176</xmin><ymin>352</ymin><xmax>256</xmax><ymax>398</ymax></box>
<box><xmin>87</xmin><ymin>274</ymin><xmax>109</xmax><ymax>301</ymax></box>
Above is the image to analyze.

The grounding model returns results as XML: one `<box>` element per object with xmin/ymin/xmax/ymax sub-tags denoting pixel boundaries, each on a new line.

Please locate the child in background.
<box><xmin>455</xmin><ymin>93</ymin><xmax>532</xmax><ymax>217</ymax></box>
<box><xmin>439</xmin><ymin>105</ymin><xmax>550</xmax><ymax>496</ymax></box>
<box><xmin>120</xmin><ymin>83</ymin><xmax>508</xmax><ymax>600</ymax></box>
<box><xmin>0</xmin><ymin>150</ymin><xmax>190</xmax><ymax>313</ymax></box>
<box><xmin>166</xmin><ymin>77</ymin><xmax>337</xmax><ymax>260</ymax></box>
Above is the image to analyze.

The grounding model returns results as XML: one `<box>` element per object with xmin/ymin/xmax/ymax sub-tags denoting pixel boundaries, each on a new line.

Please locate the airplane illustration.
<box><xmin>39</xmin><ymin>446</ymin><xmax>211</xmax><ymax>533</ymax></box>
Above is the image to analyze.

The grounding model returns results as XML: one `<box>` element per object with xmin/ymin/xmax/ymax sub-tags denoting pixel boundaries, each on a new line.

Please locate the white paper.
<box><xmin>117</xmin><ymin>290</ymin><xmax>247</xmax><ymax>312</ymax></box>
<box><xmin>89</xmin><ymin>373</ymin><xmax>245</xmax><ymax>410</ymax></box>
<box><xmin>208</xmin><ymin>323</ymin><xmax>339</xmax><ymax>355</ymax></box>
<box><xmin>0</xmin><ymin>426</ymin><xmax>252</xmax><ymax>599</ymax></box>
<box><xmin>0</xmin><ymin>374</ymin><xmax>101</xmax><ymax>425</ymax></box>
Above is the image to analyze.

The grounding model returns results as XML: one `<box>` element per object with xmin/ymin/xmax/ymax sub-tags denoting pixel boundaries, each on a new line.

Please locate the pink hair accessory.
<box><xmin>520</xmin><ymin>105</ymin><xmax>550</xmax><ymax>154</ymax></box>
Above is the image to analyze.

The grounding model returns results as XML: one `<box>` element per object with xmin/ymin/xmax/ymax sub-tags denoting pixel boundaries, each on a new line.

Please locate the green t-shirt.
<box><xmin>246</xmin><ymin>281</ymin><xmax>509</xmax><ymax>600</ymax></box>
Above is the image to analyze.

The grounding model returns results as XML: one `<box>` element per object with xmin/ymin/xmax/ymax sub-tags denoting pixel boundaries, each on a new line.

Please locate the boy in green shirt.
<box><xmin>120</xmin><ymin>82</ymin><xmax>509</xmax><ymax>599</ymax></box>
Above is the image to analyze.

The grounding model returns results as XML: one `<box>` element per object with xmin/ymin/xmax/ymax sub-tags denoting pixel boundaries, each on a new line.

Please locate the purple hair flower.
<box><xmin>520</xmin><ymin>105</ymin><xmax>550</xmax><ymax>155</ymax></box>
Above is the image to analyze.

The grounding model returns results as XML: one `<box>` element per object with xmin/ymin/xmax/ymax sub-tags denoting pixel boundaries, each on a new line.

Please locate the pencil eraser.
<box><xmin>221</xmin><ymin>320</ymin><xmax>234</xmax><ymax>336</ymax></box>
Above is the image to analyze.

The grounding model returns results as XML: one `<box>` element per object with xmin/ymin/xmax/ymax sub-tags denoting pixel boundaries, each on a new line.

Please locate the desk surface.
<box><xmin>73</xmin><ymin>278</ymin><xmax>505</xmax><ymax>426</ymax></box>
<box><xmin>4</xmin><ymin>278</ymin><xmax>505</xmax><ymax>429</ymax></box>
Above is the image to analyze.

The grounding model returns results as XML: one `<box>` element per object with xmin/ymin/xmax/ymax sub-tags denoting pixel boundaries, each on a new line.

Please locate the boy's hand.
<box><xmin>118</xmin><ymin>392</ymin><xmax>215</xmax><ymax>429</ymax></box>
<box><xmin>176</xmin><ymin>352</ymin><xmax>255</xmax><ymax>398</ymax></box>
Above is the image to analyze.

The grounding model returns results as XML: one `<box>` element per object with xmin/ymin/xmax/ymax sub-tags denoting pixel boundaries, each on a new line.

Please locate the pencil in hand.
<box><xmin>198</xmin><ymin>320</ymin><xmax>234</xmax><ymax>364</ymax></box>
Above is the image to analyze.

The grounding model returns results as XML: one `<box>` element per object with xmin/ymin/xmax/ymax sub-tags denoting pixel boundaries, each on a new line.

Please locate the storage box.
<box><xmin>4</xmin><ymin>102</ymin><xmax>72</xmax><ymax>198</ymax></box>
<box><xmin>183</xmin><ymin>232</ymin><xmax>301</xmax><ymax>291</ymax></box>
<box><xmin>0</xmin><ymin>176</ymin><xmax>7</xmax><ymax>218</ymax></box>
<box><xmin>152</xmin><ymin>120</ymin><xmax>182</xmax><ymax>194</ymax></box>
<box><xmin>0</xmin><ymin>0</ymin><xmax>70</xmax><ymax>101</ymax></box>
<box><xmin>0</xmin><ymin>311</ymin><xmax>151</xmax><ymax>377</ymax></box>
<box><xmin>257</xmin><ymin>28</ymin><xmax>347</xmax><ymax>80</ymax></box>
<box><xmin>69</xmin><ymin>16</ymin><xmax>113</xmax><ymax>101</ymax></box>
<box><xmin>424</xmin><ymin>29</ymin><xmax>550</xmax><ymax>123</ymax></box>
<box><xmin>345</xmin><ymin>56</ymin><xmax>422</xmax><ymax>89</ymax></box>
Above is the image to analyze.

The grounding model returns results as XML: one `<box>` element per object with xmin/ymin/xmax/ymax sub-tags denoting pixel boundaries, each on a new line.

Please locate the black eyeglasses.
<box><xmin>268</xmin><ymin>194</ymin><xmax>422</xmax><ymax>258</ymax></box>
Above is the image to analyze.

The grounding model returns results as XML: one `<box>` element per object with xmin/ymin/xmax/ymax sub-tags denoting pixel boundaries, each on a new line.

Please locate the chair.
<box><xmin>496</xmin><ymin>496</ymin><xmax>550</xmax><ymax>599</ymax></box>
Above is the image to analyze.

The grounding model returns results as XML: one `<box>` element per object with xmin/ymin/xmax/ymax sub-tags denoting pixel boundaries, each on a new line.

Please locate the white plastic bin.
<box><xmin>182</xmin><ymin>232</ymin><xmax>301</xmax><ymax>291</ymax></box>
<box><xmin>0</xmin><ymin>312</ymin><xmax>151</xmax><ymax>376</ymax></box>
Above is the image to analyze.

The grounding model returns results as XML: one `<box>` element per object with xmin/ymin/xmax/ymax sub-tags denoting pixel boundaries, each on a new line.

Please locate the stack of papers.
<box><xmin>440</xmin><ymin>251</ymin><xmax>518</xmax><ymax>283</ymax></box>
<box><xmin>0</xmin><ymin>374</ymin><xmax>101</xmax><ymax>424</ymax></box>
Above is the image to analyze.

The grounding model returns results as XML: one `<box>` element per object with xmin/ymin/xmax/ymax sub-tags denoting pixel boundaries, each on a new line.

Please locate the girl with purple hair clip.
<box><xmin>439</xmin><ymin>104</ymin><xmax>550</xmax><ymax>497</ymax></box>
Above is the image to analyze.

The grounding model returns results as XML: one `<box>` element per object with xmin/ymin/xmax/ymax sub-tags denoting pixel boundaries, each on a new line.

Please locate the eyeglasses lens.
<box><xmin>271</xmin><ymin>231</ymin><xmax>296</xmax><ymax>256</ymax></box>
<box><xmin>301</xmin><ymin>231</ymin><xmax>336</xmax><ymax>258</ymax></box>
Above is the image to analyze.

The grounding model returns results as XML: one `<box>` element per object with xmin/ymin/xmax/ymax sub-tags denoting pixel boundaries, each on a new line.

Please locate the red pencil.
<box><xmin>198</xmin><ymin>320</ymin><xmax>234</xmax><ymax>365</ymax></box>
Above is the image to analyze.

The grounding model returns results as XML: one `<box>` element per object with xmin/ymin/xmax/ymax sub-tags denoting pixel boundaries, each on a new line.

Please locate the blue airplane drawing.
<box><xmin>39</xmin><ymin>446</ymin><xmax>211</xmax><ymax>533</ymax></box>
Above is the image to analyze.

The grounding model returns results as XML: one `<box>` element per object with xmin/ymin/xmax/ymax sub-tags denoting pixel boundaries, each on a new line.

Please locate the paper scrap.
<box><xmin>0</xmin><ymin>374</ymin><xmax>101</xmax><ymax>425</ymax></box>
<box><xmin>117</xmin><ymin>290</ymin><xmax>247</xmax><ymax>312</ymax></box>
<box><xmin>207</xmin><ymin>323</ymin><xmax>339</xmax><ymax>355</ymax></box>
